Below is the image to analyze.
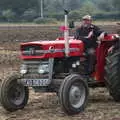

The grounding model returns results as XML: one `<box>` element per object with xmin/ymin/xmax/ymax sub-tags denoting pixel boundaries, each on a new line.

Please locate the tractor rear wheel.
<box><xmin>105</xmin><ymin>50</ymin><xmax>120</xmax><ymax>102</ymax></box>
<box><xmin>59</xmin><ymin>74</ymin><xmax>89</xmax><ymax>115</ymax></box>
<box><xmin>0</xmin><ymin>73</ymin><xmax>29</xmax><ymax>112</ymax></box>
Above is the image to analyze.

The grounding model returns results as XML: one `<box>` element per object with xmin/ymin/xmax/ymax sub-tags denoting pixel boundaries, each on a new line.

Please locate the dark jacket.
<box><xmin>74</xmin><ymin>24</ymin><xmax>103</xmax><ymax>48</ymax></box>
<box><xmin>75</xmin><ymin>24</ymin><xmax>103</xmax><ymax>40</ymax></box>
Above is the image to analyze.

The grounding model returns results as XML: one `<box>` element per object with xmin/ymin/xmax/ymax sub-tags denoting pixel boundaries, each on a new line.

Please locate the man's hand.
<box><xmin>84</xmin><ymin>30</ymin><xmax>93</xmax><ymax>39</ymax></box>
<box><xmin>108</xmin><ymin>46</ymin><xmax>114</xmax><ymax>53</ymax></box>
<box><xmin>97</xmin><ymin>32</ymin><xmax>106</xmax><ymax>41</ymax></box>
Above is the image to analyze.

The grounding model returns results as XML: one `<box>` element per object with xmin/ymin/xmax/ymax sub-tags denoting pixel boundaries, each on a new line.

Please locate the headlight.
<box><xmin>38</xmin><ymin>64</ymin><xmax>49</xmax><ymax>74</ymax></box>
<box><xmin>20</xmin><ymin>64</ymin><xmax>27</xmax><ymax>74</ymax></box>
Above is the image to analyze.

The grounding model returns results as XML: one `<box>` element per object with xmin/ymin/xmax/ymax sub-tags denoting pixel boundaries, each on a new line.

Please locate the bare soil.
<box><xmin>0</xmin><ymin>24</ymin><xmax>120</xmax><ymax>120</ymax></box>
<box><xmin>0</xmin><ymin>67</ymin><xmax>120</xmax><ymax>120</ymax></box>
<box><xmin>0</xmin><ymin>24</ymin><xmax>119</xmax><ymax>50</ymax></box>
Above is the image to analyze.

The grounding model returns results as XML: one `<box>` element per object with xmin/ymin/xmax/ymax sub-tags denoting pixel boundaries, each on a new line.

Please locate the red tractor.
<box><xmin>0</xmin><ymin>12</ymin><xmax>120</xmax><ymax>115</ymax></box>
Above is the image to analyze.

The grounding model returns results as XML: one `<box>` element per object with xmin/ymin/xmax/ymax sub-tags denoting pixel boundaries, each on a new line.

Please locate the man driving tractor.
<box><xmin>74</xmin><ymin>15</ymin><xmax>107</xmax><ymax>74</ymax></box>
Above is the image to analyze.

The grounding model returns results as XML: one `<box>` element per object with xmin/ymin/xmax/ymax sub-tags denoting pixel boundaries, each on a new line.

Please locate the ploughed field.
<box><xmin>0</xmin><ymin>23</ymin><xmax>120</xmax><ymax>120</ymax></box>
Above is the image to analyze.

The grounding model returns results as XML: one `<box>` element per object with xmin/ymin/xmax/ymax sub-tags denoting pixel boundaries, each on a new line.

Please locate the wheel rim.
<box><xmin>69</xmin><ymin>83</ymin><xmax>86</xmax><ymax>109</ymax></box>
<box><xmin>8</xmin><ymin>83</ymin><xmax>25</xmax><ymax>106</ymax></box>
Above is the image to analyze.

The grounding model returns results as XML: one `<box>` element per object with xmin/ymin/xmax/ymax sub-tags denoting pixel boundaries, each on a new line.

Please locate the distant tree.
<box><xmin>0</xmin><ymin>0</ymin><xmax>38</xmax><ymax>15</ymax></box>
<box><xmin>79</xmin><ymin>1</ymin><xmax>98</xmax><ymax>16</ymax></box>
<box><xmin>112</xmin><ymin>0</ymin><xmax>120</xmax><ymax>11</ymax></box>
<box><xmin>67</xmin><ymin>0</ymin><xmax>82</xmax><ymax>10</ymax></box>
<box><xmin>2</xmin><ymin>9</ymin><xmax>15</xmax><ymax>22</ymax></box>
<box><xmin>22</xmin><ymin>9</ymin><xmax>37</xmax><ymax>21</ymax></box>
<box><xmin>96</xmin><ymin>0</ymin><xmax>114</xmax><ymax>11</ymax></box>
<box><xmin>69</xmin><ymin>10</ymin><xmax>81</xmax><ymax>20</ymax></box>
<box><xmin>44</xmin><ymin>0</ymin><xmax>63</xmax><ymax>13</ymax></box>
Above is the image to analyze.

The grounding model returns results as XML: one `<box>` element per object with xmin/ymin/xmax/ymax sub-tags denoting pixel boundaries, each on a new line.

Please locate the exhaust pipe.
<box><xmin>64</xmin><ymin>10</ymin><xmax>69</xmax><ymax>57</ymax></box>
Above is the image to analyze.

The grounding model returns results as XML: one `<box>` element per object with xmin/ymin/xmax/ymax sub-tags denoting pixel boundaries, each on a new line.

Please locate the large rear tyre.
<box><xmin>0</xmin><ymin>73</ymin><xmax>29</xmax><ymax>112</ymax></box>
<box><xmin>105</xmin><ymin>50</ymin><xmax>120</xmax><ymax>102</ymax></box>
<box><xmin>59</xmin><ymin>74</ymin><xmax>89</xmax><ymax>115</ymax></box>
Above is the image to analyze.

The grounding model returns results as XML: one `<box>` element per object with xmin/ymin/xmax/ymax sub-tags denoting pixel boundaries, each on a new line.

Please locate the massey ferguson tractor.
<box><xmin>0</xmin><ymin>11</ymin><xmax>120</xmax><ymax>115</ymax></box>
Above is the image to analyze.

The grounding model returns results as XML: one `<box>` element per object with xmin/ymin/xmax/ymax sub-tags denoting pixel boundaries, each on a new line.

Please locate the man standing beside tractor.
<box><xmin>75</xmin><ymin>15</ymin><xmax>107</xmax><ymax>74</ymax></box>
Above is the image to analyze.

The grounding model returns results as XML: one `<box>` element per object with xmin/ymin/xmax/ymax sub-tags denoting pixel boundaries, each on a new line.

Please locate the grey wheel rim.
<box><xmin>8</xmin><ymin>83</ymin><xmax>25</xmax><ymax>105</ymax></box>
<box><xmin>69</xmin><ymin>83</ymin><xmax>86</xmax><ymax>108</ymax></box>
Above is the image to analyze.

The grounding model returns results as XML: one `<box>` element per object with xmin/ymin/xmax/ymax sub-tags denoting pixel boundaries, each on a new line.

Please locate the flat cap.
<box><xmin>82</xmin><ymin>15</ymin><xmax>92</xmax><ymax>20</ymax></box>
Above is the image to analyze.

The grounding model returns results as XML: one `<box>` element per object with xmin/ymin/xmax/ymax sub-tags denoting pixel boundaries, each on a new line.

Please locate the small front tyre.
<box><xmin>59</xmin><ymin>74</ymin><xmax>89</xmax><ymax>115</ymax></box>
<box><xmin>0</xmin><ymin>73</ymin><xmax>29</xmax><ymax>112</ymax></box>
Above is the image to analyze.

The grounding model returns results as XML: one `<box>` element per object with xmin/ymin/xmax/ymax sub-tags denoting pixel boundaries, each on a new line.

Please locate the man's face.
<box><xmin>82</xmin><ymin>19</ymin><xmax>92</xmax><ymax>26</ymax></box>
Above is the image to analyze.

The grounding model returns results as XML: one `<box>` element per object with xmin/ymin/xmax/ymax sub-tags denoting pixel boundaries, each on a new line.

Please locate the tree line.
<box><xmin>0</xmin><ymin>0</ymin><xmax>119</xmax><ymax>23</ymax></box>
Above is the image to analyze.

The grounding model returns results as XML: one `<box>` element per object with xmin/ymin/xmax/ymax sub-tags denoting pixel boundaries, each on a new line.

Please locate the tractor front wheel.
<box><xmin>0</xmin><ymin>73</ymin><xmax>29</xmax><ymax>112</ymax></box>
<box><xmin>59</xmin><ymin>74</ymin><xmax>89</xmax><ymax>115</ymax></box>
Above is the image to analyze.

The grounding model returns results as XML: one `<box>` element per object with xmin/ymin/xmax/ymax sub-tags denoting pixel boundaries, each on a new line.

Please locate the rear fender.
<box><xmin>103</xmin><ymin>34</ymin><xmax>119</xmax><ymax>42</ymax></box>
<box><xmin>108</xmin><ymin>36</ymin><xmax>120</xmax><ymax>53</ymax></box>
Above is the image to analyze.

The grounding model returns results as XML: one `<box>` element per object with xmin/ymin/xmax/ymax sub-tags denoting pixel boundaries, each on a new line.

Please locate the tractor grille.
<box><xmin>23</xmin><ymin>61</ymin><xmax>49</xmax><ymax>79</ymax></box>
<box><xmin>27</xmin><ymin>64</ymin><xmax>39</xmax><ymax>73</ymax></box>
<box><xmin>23</xmin><ymin>73</ymin><xmax>48</xmax><ymax>79</ymax></box>
<box><xmin>21</xmin><ymin>45</ymin><xmax>43</xmax><ymax>56</ymax></box>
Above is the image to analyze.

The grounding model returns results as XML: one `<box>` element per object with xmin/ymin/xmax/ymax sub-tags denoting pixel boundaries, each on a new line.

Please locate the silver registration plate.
<box><xmin>21</xmin><ymin>79</ymin><xmax>50</xmax><ymax>86</ymax></box>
